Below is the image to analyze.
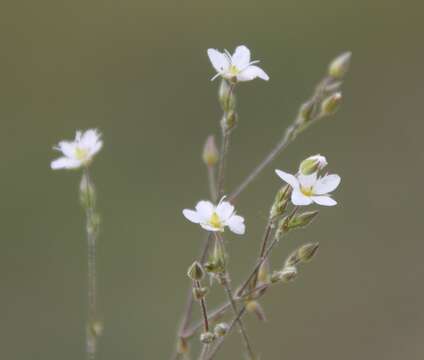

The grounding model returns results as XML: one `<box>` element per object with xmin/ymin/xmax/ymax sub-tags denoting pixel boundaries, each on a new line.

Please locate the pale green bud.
<box><xmin>280</xmin><ymin>266</ymin><xmax>298</xmax><ymax>282</ymax></box>
<box><xmin>202</xmin><ymin>135</ymin><xmax>219</xmax><ymax>167</ymax></box>
<box><xmin>321</xmin><ymin>92</ymin><xmax>342</xmax><ymax>116</ymax></box>
<box><xmin>270</xmin><ymin>270</ymin><xmax>283</xmax><ymax>283</ymax></box>
<box><xmin>214</xmin><ymin>322</ymin><xmax>229</xmax><ymax>337</ymax></box>
<box><xmin>287</xmin><ymin>211</ymin><xmax>319</xmax><ymax>230</ymax></box>
<box><xmin>299</xmin><ymin>154</ymin><xmax>327</xmax><ymax>175</ymax></box>
<box><xmin>328</xmin><ymin>52</ymin><xmax>352</xmax><ymax>79</ymax></box>
<box><xmin>270</xmin><ymin>185</ymin><xmax>291</xmax><ymax>218</ymax></box>
<box><xmin>298</xmin><ymin>100</ymin><xmax>315</xmax><ymax>123</ymax></box>
<box><xmin>193</xmin><ymin>286</ymin><xmax>209</xmax><ymax>300</ymax></box>
<box><xmin>187</xmin><ymin>261</ymin><xmax>205</xmax><ymax>281</ymax></box>
<box><xmin>221</xmin><ymin>111</ymin><xmax>238</xmax><ymax>132</ymax></box>
<box><xmin>298</xmin><ymin>242</ymin><xmax>319</xmax><ymax>263</ymax></box>
<box><xmin>218</xmin><ymin>79</ymin><xmax>236</xmax><ymax>112</ymax></box>
<box><xmin>200</xmin><ymin>331</ymin><xmax>216</xmax><ymax>344</ymax></box>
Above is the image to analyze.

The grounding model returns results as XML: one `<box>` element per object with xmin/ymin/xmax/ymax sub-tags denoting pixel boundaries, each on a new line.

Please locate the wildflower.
<box><xmin>51</xmin><ymin>129</ymin><xmax>103</xmax><ymax>170</ymax></box>
<box><xmin>275</xmin><ymin>168</ymin><xmax>340</xmax><ymax>206</ymax></box>
<box><xmin>183</xmin><ymin>198</ymin><xmax>245</xmax><ymax>234</ymax></box>
<box><xmin>299</xmin><ymin>154</ymin><xmax>327</xmax><ymax>175</ymax></box>
<box><xmin>207</xmin><ymin>45</ymin><xmax>269</xmax><ymax>82</ymax></box>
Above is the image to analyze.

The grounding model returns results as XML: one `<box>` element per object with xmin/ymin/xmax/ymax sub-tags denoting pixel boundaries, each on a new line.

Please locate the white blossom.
<box><xmin>275</xmin><ymin>169</ymin><xmax>341</xmax><ymax>206</ymax></box>
<box><xmin>207</xmin><ymin>45</ymin><xmax>269</xmax><ymax>82</ymax></box>
<box><xmin>183</xmin><ymin>198</ymin><xmax>245</xmax><ymax>235</ymax></box>
<box><xmin>51</xmin><ymin>129</ymin><xmax>102</xmax><ymax>170</ymax></box>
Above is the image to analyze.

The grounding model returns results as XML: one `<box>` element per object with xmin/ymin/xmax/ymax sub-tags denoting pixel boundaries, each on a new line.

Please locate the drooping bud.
<box><xmin>328</xmin><ymin>52</ymin><xmax>352</xmax><ymax>79</ymax></box>
<box><xmin>214</xmin><ymin>322</ymin><xmax>229</xmax><ymax>337</ymax></box>
<box><xmin>193</xmin><ymin>286</ymin><xmax>209</xmax><ymax>300</ymax></box>
<box><xmin>202</xmin><ymin>135</ymin><xmax>219</xmax><ymax>167</ymax></box>
<box><xmin>280</xmin><ymin>266</ymin><xmax>298</xmax><ymax>282</ymax></box>
<box><xmin>80</xmin><ymin>172</ymin><xmax>96</xmax><ymax>209</ymax></box>
<box><xmin>297</xmin><ymin>243</ymin><xmax>319</xmax><ymax>263</ymax></box>
<box><xmin>270</xmin><ymin>184</ymin><xmax>291</xmax><ymax>218</ymax></box>
<box><xmin>218</xmin><ymin>79</ymin><xmax>236</xmax><ymax>112</ymax></box>
<box><xmin>287</xmin><ymin>211</ymin><xmax>319</xmax><ymax>230</ymax></box>
<box><xmin>321</xmin><ymin>92</ymin><xmax>342</xmax><ymax>116</ymax></box>
<box><xmin>299</xmin><ymin>154</ymin><xmax>327</xmax><ymax>175</ymax></box>
<box><xmin>187</xmin><ymin>261</ymin><xmax>205</xmax><ymax>281</ymax></box>
<box><xmin>200</xmin><ymin>331</ymin><xmax>216</xmax><ymax>344</ymax></box>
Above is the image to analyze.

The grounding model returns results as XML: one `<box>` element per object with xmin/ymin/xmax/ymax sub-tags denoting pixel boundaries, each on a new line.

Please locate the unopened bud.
<box><xmin>270</xmin><ymin>185</ymin><xmax>291</xmax><ymax>218</ymax></box>
<box><xmin>187</xmin><ymin>261</ymin><xmax>205</xmax><ymax>281</ymax></box>
<box><xmin>219</xmin><ymin>79</ymin><xmax>236</xmax><ymax>112</ymax></box>
<box><xmin>257</xmin><ymin>259</ymin><xmax>270</xmax><ymax>284</ymax></box>
<box><xmin>287</xmin><ymin>211</ymin><xmax>319</xmax><ymax>230</ymax></box>
<box><xmin>321</xmin><ymin>92</ymin><xmax>342</xmax><ymax>116</ymax></box>
<box><xmin>214</xmin><ymin>322</ymin><xmax>229</xmax><ymax>337</ymax></box>
<box><xmin>328</xmin><ymin>51</ymin><xmax>352</xmax><ymax>79</ymax></box>
<box><xmin>177</xmin><ymin>337</ymin><xmax>189</xmax><ymax>354</ymax></box>
<box><xmin>324</xmin><ymin>81</ymin><xmax>342</xmax><ymax>93</ymax></box>
<box><xmin>200</xmin><ymin>331</ymin><xmax>216</xmax><ymax>344</ymax></box>
<box><xmin>270</xmin><ymin>270</ymin><xmax>283</xmax><ymax>283</ymax></box>
<box><xmin>80</xmin><ymin>173</ymin><xmax>96</xmax><ymax>209</ymax></box>
<box><xmin>205</xmin><ymin>240</ymin><xmax>226</xmax><ymax>274</ymax></box>
<box><xmin>280</xmin><ymin>266</ymin><xmax>298</xmax><ymax>282</ymax></box>
<box><xmin>285</xmin><ymin>250</ymin><xmax>300</xmax><ymax>267</ymax></box>
<box><xmin>298</xmin><ymin>100</ymin><xmax>315</xmax><ymax>123</ymax></box>
<box><xmin>299</xmin><ymin>154</ymin><xmax>327</xmax><ymax>175</ymax></box>
<box><xmin>298</xmin><ymin>243</ymin><xmax>319</xmax><ymax>263</ymax></box>
<box><xmin>193</xmin><ymin>287</ymin><xmax>209</xmax><ymax>300</ymax></box>
<box><xmin>202</xmin><ymin>135</ymin><xmax>219</xmax><ymax>167</ymax></box>
<box><xmin>245</xmin><ymin>300</ymin><xmax>259</xmax><ymax>313</ymax></box>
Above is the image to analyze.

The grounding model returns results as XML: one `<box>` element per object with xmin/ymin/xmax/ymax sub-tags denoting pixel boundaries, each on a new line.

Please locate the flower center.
<box><xmin>229</xmin><ymin>64</ymin><xmax>240</xmax><ymax>76</ymax></box>
<box><xmin>75</xmin><ymin>147</ymin><xmax>89</xmax><ymax>162</ymax></box>
<box><xmin>209</xmin><ymin>212</ymin><xmax>223</xmax><ymax>229</ymax></box>
<box><xmin>300</xmin><ymin>186</ymin><xmax>314</xmax><ymax>197</ymax></box>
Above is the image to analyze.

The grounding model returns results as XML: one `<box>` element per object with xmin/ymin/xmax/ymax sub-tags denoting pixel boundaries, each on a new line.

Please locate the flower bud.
<box><xmin>299</xmin><ymin>154</ymin><xmax>327</xmax><ymax>175</ymax></box>
<box><xmin>214</xmin><ymin>322</ymin><xmax>229</xmax><ymax>337</ymax></box>
<box><xmin>298</xmin><ymin>242</ymin><xmax>319</xmax><ymax>263</ymax></box>
<box><xmin>245</xmin><ymin>300</ymin><xmax>259</xmax><ymax>313</ymax></box>
<box><xmin>187</xmin><ymin>261</ymin><xmax>205</xmax><ymax>281</ymax></box>
<box><xmin>202</xmin><ymin>135</ymin><xmax>219</xmax><ymax>167</ymax></box>
<box><xmin>200</xmin><ymin>331</ymin><xmax>216</xmax><ymax>344</ymax></box>
<box><xmin>328</xmin><ymin>52</ymin><xmax>352</xmax><ymax>79</ymax></box>
<box><xmin>177</xmin><ymin>337</ymin><xmax>189</xmax><ymax>354</ymax></box>
<box><xmin>287</xmin><ymin>211</ymin><xmax>319</xmax><ymax>230</ymax></box>
<box><xmin>297</xmin><ymin>100</ymin><xmax>315</xmax><ymax>123</ymax></box>
<box><xmin>218</xmin><ymin>79</ymin><xmax>236</xmax><ymax>112</ymax></box>
<box><xmin>285</xmin><ymin>250</ymin><xmax>300</xmax><ymax>267</ymax></box>
<box><xmin>280</xmin><ymin>266</ymin><xmax>298</xmax><ymax>282</ymax></box>
<box><xmin>270</xmin><ymin>270</ymin><xmax>283</xmax><ymax>283</ymax></box>
<box><xmin>270</xmin><ymin>185</ymin><xmax>291</xmax><ymax>218</ymax></box>
<box><xmin>193</xmin><ymin>286</ymin><xmax>209</xmax><ymax>300</ymax></box>
<box><xmin>205</xmin><ymin>240</ymin><xmax>226</xmax><ymax>274</ymax></box>
<box><xmin>221</xmin><ymin>111</ymin><xmax>238</xmax><ymax>132</ymax></box>
<box><xmin>80</xmin><ymin>173</ymin><xmax>96</xmax><ymax>209</ymax></box>
<box><xmin>321</xmin><ymin>92</ymin><xmax>342</xmax><ymax>116</ymax></box>
<box><xmin>257</xmin><ymin>259</ymin><xmax>270</xmax><ymax>284</ymax></box>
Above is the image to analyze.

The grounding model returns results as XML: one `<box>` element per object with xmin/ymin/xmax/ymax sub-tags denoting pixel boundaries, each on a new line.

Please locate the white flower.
<box><xmin>207</xmin><ymin>45</ymin><xmax>269</xmax><ymax>82</ymax></box>
<box><xmin>51</xmin><ymin>129</ymin><xmax>103</xmax><ymax>170</ymax></box>
<box><xmin>275</xmin><ymin>169</ymin><xmax>341</xmax><ymax>206</ymax></box>
<box><xmin>183</xmin><ymin>198</ymin><xmax>245</xmax><ymax>235</ymax></box>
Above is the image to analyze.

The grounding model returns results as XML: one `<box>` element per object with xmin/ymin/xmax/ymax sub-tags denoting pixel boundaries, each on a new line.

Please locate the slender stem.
<box><xmin>207</xmin><ymin>165</ymin><xmax>218</xmax><ymax>203</ymax></box>
<box><xmin>195</xmin><ymin>281</ymin><xmax>209</xmax><ymax>332</ymax></box>
<box><xmin>199</xmin><ymin>344</ymin><xmax>209</xmax><ymax>360</ymax></box>
<box><xmin>216</xmin><ymin>131</ymin><xmax>231</xmax><ymax>198</ymax></box>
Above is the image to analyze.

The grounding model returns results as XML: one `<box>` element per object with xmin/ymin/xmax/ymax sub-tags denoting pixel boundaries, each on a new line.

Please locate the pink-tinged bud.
<box><xmin>202</xmin><ymin>135</ymin><xmax>219</xmax><ymax>166</ymax></box>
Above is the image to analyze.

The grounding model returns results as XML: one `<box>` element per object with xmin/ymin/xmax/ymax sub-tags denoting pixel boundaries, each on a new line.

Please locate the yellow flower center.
<box><xmin>75</xmin><ymin>147</ymin><xmax>89</xmax><ymax>162</ymax></box>
<box><xmin>209</xmin><ymin>212</ymin><xmax>223</xmax><ymax>229</ymax></box>
<box><xmin>300</xmin><ymin>186</ymin><xmax>314</xmax><ymax>197</ymax></box>
<box><xmin>229</xmin><ymin>64</ymin><xmax>240</xmax><ymax>76</ymax></box>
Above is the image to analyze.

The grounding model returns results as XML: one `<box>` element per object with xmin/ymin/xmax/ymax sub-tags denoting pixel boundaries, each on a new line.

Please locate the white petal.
<box><xmin>231</xmin><ymin>45</ymin><xmax>251</xmax><ymax>69</ymax></box>
<box><xmin>312</xmin><ymin>195</ymin><xmax>337</xmax><ymax>206</ymax></box>
<box><xmin>298</xmin><ymin>173</ymin><xmax>318</xmax><ymax>188</ymax></box>
<box><xmin>237</xmin><ymin>65</ymin><xmax>269</xmax><ymax>81</ymax></box>
<box><xmin>314</xmin><ymin>174</ymin><xmax>341</xmax><ymax>195</ymax></box>
<box><xmin>227</xmin><ymin>215</ymin><xmax>245</xmax><ymax>235</ymax></box>
<box><xmin>50</xmin><ymin>157</ymin><xmax>81</xmax><ymax>170</ymax></box>
<box><xmin>195</xmin><ymin>201</ymin><xmax>214</xmax><ymax>220</ymax></box>
<box><xmin>291</xmin><ymin>189</ymin><xmax>313</xmax><ymax>206</ymax></box>
<box><xmin>207</xmin><ymin>49</ymin><xmax>230</xmax><ymax>73</ymax></box>
<box><xmin>275</xmin><ymin>169</ymin><xmax>299</xmax><ymax>189</ymax></box>
<box><xmin>80</xmin><ymin>129</ymin><xmax>101</xmax><ymax>149</ymax></box>
<box><xmin>216</xmin><ymin>201</ymin><xmax>234</xmax><ymax>221</ymax></box>
<box><xmin>182</xmin><ymin>209</ymin><xmax>201</xmax><ymax>223</ymax></box>
<box><xmin>89</xmin><ymin>140</ymin><xmax>103</xmax><ymax>157</ymax></box>
<box><xmin>200</xmin><ymin>223</ymin><xmax>220</xmax><ymax>232</ymax></box>
<box><xmin>57</xmin><ymin>141</ymin><xmax>77</xmax><ymax>158</ymax></box>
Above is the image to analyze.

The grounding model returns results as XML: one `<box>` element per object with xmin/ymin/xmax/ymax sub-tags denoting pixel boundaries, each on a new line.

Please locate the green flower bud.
<box><xmin>298</xmin><ymin>242</ymin><xmax>319</xmax><ymax>263</ymax></box>
<box><xmin>270</xmin><ymin>185</ymin><xmax>291</xmax><ymax>218</ymax></box>
<box><xmin>200</xmin><ymin>331</ymin><xmax>216</xmax><ymax>344</ymax></box>
<box><xmin>221</xmin><ymin>111</ymin><xmax>238</xmax><ymax>132</ymax></box>
<box><xmin>270</xmin><ymin>270</ymin><xmax>283</xmax><ymax>283</ymax></box>
<box><xmin>328</xmin><ymin>51</ymin><xmax>352</xmax><ymax>79</ymax></box>
<box><xmin>202</xmin><ymin>135</ymin><xmax>219</xmax><ymax>167</ymax></box>
<box><xmin>298</xmin><ymin>100</ymin><xmax>315</xmax><ymax>123</ymax></box>
<box><xmin>187</xmin><ymin>261</ymin><xmax>205</xmax><ymax>281</ymax></box>
<box><xmin>321</xmin><ymin>92</ymin><xmax>342</xmax><ymax>116</ymax></box>
<box><xmin>280</xmin><ymin>266</ymin><xmax>298</xmax><ymax>282</ymax></box>
<box><xmin>218</xmin><ymin>79</ymin><xmax>236</xmax><ymax>112</ymax></box>
<box><xmin>287</xmin><ymin>211</ymin><xmax>319</xmax><ymax>230</ymax></box>
<box><xmin>299</xmin><ymin>154</ymin><xmax>327</xmax><ymax>175</ymax></box>
<box><xmin>214</xmin><ymin>322</ymin><xmax>229</xmax><ymax>337</ymax></box>
<box><xmin>192</xmin><ymin>286</ymin><xmax>209</xmax><ymax>300</ymax></box>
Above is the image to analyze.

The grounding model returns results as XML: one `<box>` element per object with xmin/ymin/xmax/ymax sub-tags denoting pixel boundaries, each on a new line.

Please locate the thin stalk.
<box><xmin>207</xmin><ymin>165</ymin><xmax>218</xmax><ymax>203</ymax></box>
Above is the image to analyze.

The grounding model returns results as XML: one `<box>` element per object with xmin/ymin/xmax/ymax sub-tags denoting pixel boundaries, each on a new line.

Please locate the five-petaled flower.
<box><xmin>275</xmin><ymin>168</ymin><xmax>341</xmax><ymax>207</ymax></box>
<box><xmin>51</xmin><ymin>129</ymin><xmax>103</xmax><ymax>170</ymax></box>
<box><xmin>183</xmin><ymin>198</ymin><xmax>245</xmax><ymax>235</ymax></box>
<box><xmin>207</xmin><ymin>45</ymin><xmax>269</xmax><ymax>82</ymax></box>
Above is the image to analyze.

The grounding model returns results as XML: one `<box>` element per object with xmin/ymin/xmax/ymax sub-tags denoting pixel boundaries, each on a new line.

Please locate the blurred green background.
<box><xmin>0</xmin><ymin>0</ymin><xmax>422</xmax><ymax>358</ymax></box>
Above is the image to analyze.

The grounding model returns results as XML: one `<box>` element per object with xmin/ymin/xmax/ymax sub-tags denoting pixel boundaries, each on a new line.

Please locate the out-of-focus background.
<box><xmin>0</xmin><ymin>0</ymin><xmax>422</xmax><ymax>358</ymax></box>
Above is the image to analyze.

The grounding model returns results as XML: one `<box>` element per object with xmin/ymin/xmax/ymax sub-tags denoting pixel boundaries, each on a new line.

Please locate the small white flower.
<box><xmin>183</xmin><ymin>198</ymin><xmax>245</xmax><ymax>235</ymax></box>
<box><xmin>51</xmin><ymin>129</ymin><xmax>103</xmax><ymax>170</ymax></box>
<box><xmin>275</xmin><ymin>169</ymin><xmax>341</xmax><ymax>207</ymax></box>
<box><xmin>207</xmin><ymin>45</ymin><xmax>269</xmax><ymax>82</ymax></box>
